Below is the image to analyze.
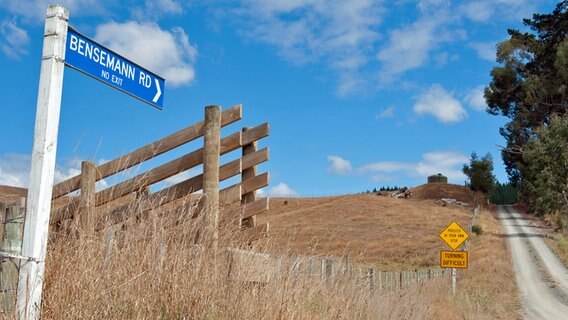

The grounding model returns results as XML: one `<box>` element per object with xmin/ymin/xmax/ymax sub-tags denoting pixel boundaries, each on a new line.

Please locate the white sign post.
<box><xmin>16</xmin><ymin>5</ymin><xmax>68</xmax><ymax>320</ymax></box>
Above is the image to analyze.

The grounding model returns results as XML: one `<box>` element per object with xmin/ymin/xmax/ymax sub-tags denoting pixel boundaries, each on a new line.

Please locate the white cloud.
<box><xmin>358</xmin><ymin>151</ymin><xmax>468</xmax><ymax>183</ymax></box>
<box><xmin>0</xmin><ymin>154</ymin><xmax>31</xmax><ymax>187</ymax></box>
<box><xmin>232</xmin><ymin>0</ymin><xmax>383</xmax><ymax>95</ymax></box>
<box><xmin>162</xmin><ymin>169</ymin><xmax>201</xmax><ymax>186</ymax></box>
<box><xmin>267</xmin><ymin>183</ymin><xmax>298</xmax><ymax>197</ymax></box>
<box><xmin>459</xmin><ymin>0</ymin><xmax>539</xmax><ymax>23</ymax></box>
<box><xmin>376</xmin><ymin>106</ymin><xmax>395</xmax><ymax>119</ymax></box>
<box><xmin>96</xmin><ymin>158</ymin><xmax>110</xmax><ymax>166</ymax></box>
<box><xmin>132</xmin><ymin>0</ymin><xmax>184</xmax><ymax>21</ymax></box>
<box><xmin>0</xmin><ymin>0</ymin><xmax>186</xmax><ymax>23</ymax></box>
<box><xmin>0</xmin><ymin>20</ymin><xmax>30</xmax><ymax>59</ymax></box>
<box><xmin>470</xmin><ymin>41</ymin><xmax>496</xmax><ymax>61</ymax></box>
<box><xmin>95</xmin><ymin>21</ymin><xmax>197</xmax><ymax>86</ymax></box>
<box><xmin>360</xmin><ymin>161</ymin><xmax>414</xmax><ymax>173</ymax></box>
<box><xmin>376</xmin><ymin>11</ymin><xmax>466</xmax><ymax>84</ymax></box>
<box><xmin>377</xmin><ymin>18</ymin><xmax>438</xmax><ymax>83</ymax></box>
<box><xmin>413</xmin><ymin>84</ymin><xmax>467</xmax><ymax>123</ymax></box>
<box><xmin>327</xmin><ymin>155</ymin><xmax>352</xmax><ymax>175</ymax></box>
<box><xmin>0</xmin><ymin>154</ymin><xmax>111</xmax><ymax>192</ymax></box>
<box><xmin>459</xmin><ymin>1</ymin><xmax>494</xmax><ymax>22</ymax></box>
<box><xmin>53</xmin><ymin>157</ymin><xmax>110</xmax><ymax>191</ymax></box>
<box><xmin>145</xmin><ymin>0</ymin><xmax>182</xmax><ymax>14</ymax></box>
<box><xmin>464</xmin><ymin>86</ymin><xmax>487</xmax><ymax>111</ymax></box>
<box><xmin>416</xmin><ymin>151</ymin><xmax>469</xmax><ymax>180</ymax></box>
<box><xmin>53</xmin><ymin>157</ymin><xmax>82</xmax><ymax>185</ymax></box>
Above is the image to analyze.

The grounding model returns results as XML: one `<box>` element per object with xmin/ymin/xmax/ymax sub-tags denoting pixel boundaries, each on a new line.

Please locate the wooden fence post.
<box><xmin>0</xmin><ymin>202</ymin><xmax>6</xmax><ymax>248</ymax></box>
<box><xmin>342</xmin><ymin>255</ymin><xmax>349</xmax><ymax>276</ymax></box>
<box><xmin>241</xmin><ymin>127</ymin><xmax>258</xmax><ymax>228</ymax></box>
<box><xmin>1</xmin><ymin>202</ymin><xmax>25</xmax><ymax>312</ymax></box>
<box><xmin>368</xmin><ymin>268</ymin><xmax>375</xmax><ymax>292</ymax></box>
<box><xmin>203</xmin><ymin>105</ymin><xmax>221</xmax><ymax>249</ymax></box>
<box><xmin>103</xmin><ymin>227</ymin><xmax>115</xmax><ymax>269</ymax></box>
<box><xmin>325</xmin><ymin>259</ymin><xmax>333</xmax><ymax>283</ymax></box>
<box><xmin>76</xmin><ymin>161</ymin><xmax>96</xmax><ymax>235</ymax></box>
<box><xmin>415</xmin><ymin>269</ymin><xmax>419</xmax><ymax>283</ymax></box>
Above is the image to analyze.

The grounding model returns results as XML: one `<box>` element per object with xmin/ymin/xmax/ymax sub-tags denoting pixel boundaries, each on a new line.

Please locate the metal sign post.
<box><xmin>16</xmin><ymin>5</ymin><xmax>68</xmax><ymax>320</ymax></box>
<box><xmin>451</xmin><ymin>268</ymin><xmax>456</xmax><ymax>295</ymax></box>
<box><xmin>439</xmin><ymin>221</ymin><xmax>469</xmax><ymax>296</ymax></box>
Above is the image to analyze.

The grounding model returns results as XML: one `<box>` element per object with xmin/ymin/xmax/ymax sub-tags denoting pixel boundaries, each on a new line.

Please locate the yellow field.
<box><xmin>0</xmin><ymin>184</ymin><xmax>521</xmax><ymax>319</ymax></box>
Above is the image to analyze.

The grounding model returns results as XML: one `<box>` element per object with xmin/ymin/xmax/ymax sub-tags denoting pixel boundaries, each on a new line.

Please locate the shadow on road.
<box><xmin>499</xmin><ymin>232</ymin><xmax>550</xmax><ymax>239</ymax></box>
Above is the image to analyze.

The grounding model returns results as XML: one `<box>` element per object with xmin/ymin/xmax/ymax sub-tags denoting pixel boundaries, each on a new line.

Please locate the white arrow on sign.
<box><xmin>152</xmin><ymin>78</ymin><xmax>162</xmax><ymax>103</ymax></box>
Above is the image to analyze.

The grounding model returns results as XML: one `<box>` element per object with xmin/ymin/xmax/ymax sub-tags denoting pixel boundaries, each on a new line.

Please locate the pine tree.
<box><xmin>463</xmin><ymin>152</ymin><xmax>496</xmax><ymax>194</ymax></box>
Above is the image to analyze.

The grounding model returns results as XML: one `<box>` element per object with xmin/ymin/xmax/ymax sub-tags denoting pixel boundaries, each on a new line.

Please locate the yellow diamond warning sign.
<box><xmin>439</xmin><ymin>221</ymin><xmax>468</xmax><ymax>250</ymax></box>
<box><xmin>440</xmin><ymin>250</ymin><xmax>468</xmax><ymax>269</ymax></box>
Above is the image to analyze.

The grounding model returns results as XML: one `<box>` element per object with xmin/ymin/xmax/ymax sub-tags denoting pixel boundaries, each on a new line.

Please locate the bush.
<box><xmin>471</xmin><ymin>224</ymin><xmax>483</xmax><ymax>235</ymax></box>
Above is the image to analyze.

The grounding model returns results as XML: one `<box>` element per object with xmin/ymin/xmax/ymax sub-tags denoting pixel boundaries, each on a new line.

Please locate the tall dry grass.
<box><xmin>0</xmin><ymin>201</ymin><xmax>446</xmax><ymax>320</ymax></box>
<box><xmin>1</xmin><ymin>200</ymin><xmax>522</xmax><ymax>319</ymax></box>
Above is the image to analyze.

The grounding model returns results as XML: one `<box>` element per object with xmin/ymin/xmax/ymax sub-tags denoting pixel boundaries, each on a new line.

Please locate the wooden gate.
<box><xmin>49</xmin><ymin>104</ymin><xmax>270</xmax><ymax>239</ymax></box>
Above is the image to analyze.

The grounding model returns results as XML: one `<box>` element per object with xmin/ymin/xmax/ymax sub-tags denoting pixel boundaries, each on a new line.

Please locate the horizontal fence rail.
<box><xmin>51</xmin><ymin>105</ymin><xmax>243</xmax><ymax>199</ymax></box>
<box><xmin>49</xmin><ymin>104</ymin><xmax>270</xmax><ymax>238</ymax></box>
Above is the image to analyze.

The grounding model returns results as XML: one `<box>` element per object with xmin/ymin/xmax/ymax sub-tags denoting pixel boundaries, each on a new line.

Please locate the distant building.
<box><xmin>428</xmin><ymin>173</ymin><xmax>448</xmax><ymax>184</ymax></box>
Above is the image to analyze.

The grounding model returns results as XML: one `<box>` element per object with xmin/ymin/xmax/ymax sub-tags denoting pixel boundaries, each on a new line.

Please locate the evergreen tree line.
<box><xmin>462</xmin><ymin>152</ymin><xmax>520</xmax><ymax>205</ymax></box>
<box><xmin>489</xmin><ymin>182</ymin><xmax>519</xmax><ymax>205</ymax></box>
<box><xmin>361</xmin><ymin>186</ymin><xmax>401</xmax><ymax>194</ymax></box>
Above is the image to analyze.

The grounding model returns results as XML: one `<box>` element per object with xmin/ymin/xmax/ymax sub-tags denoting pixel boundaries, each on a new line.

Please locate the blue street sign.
<box><xmin>64</xmin><ymin>27</ymin><xmax>165</xmax><ymax>109</ymax></box>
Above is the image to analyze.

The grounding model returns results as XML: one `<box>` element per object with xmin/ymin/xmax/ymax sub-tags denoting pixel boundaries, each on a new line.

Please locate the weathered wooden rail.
<box><xmin>50</xmin><ymin>104</ymin><xmax>270</xmax><ymax>238</ymax></box>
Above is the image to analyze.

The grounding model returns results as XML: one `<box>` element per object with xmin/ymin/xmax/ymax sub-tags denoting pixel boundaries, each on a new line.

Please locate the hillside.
<box><xmin>412</xmin><ymin>182</ymin><xmax>485</xmax><ymax>204</ymax></box>
<box><xmin>0</xmin><ymin>182</ymin><xmax>477</xmax><ymax>271</ymax></box>
<box><xmin>0</xmin><ymin>185</ymin><xmax>27</xmax><ymax>204</ymax></box>
<box><xmin>258</xmin><ymin>192</ymin><xmax>473</xmax><ymax>270</ymax></box>
<box><xmin>0</xmin><ymin>182</ymin><xmax>521</xmax><ymax>319</ymax></box>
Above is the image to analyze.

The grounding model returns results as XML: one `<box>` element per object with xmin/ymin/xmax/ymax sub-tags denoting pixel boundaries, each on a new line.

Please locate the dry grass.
<box><xmin>411</xmin><ymin>183</ymin><xmax>486</xmax><ymax>205</ymax></box>
<box><xmin>258</xmin><ymin>196</ymin><xmax>523</xmax><ymax>319</ymax></box>
<box><xmin>0</xmin><ymin>189</ymin><xmax>522</xmax><ymax>319</ymax></box>
<box><xmin>547</xmin><ymin>232</ymin><xmax>568</xmax><ymax>268</ymax></box>
<box><xmin>3</xmin><ymin>204</ymin><xmax>452</xmax><ymax>320</ymax></box>
<box><xmin>259</xmin><ymin>194</ymin><xmax>472</xmax><ymax>270</ymax></box>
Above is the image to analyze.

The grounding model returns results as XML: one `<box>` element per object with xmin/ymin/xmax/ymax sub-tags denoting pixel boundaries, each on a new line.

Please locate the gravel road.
<box><xmin>498</xmin><ymin>205</ymin><xmax>568</xmax><ymax>319</ymax></box>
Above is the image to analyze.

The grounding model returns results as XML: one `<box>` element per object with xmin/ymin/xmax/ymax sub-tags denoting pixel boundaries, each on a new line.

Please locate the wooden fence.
<box><xmin>0</xmin><ymin>198</ymin><xmax>25</xmax><ymax>313</ymax></box>
<box><xmin>49</xmin><ymin>104</ymin><xmax>270</xmax><ymax>239</ymax></box>
<box><xmin>228</xmin><ymin>249</ymin><xmax>450</xmax><ymax>292</ymax></box>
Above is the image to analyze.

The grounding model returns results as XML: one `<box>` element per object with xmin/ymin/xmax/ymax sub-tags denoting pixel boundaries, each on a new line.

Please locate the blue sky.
<box><xmin>0</xmin><ymin>0</ymin><xmax>558</xmax><ymax>197</ymax></box>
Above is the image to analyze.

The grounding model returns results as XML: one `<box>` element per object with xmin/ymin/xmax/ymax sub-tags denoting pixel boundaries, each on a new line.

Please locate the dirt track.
<box><xmin>498</xmin><ymin>205</ymin><xmax>568</xmax><ymax>319</ymax></box>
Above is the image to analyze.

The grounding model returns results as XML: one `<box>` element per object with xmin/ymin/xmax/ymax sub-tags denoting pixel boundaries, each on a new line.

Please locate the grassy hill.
<box><xmin>0</xmin><ymin>182</ymin><xmax>521</xmax><ymax>319</ymax></box>
<box><xmin>258</xmin><ymin>184</ymin><xmax>475</xmax><ymax>270</ymax></box>
<box><xmin>412</xmin><ymin>183</ymin><xmax>486</xmax><ymax>204</ymax></box>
